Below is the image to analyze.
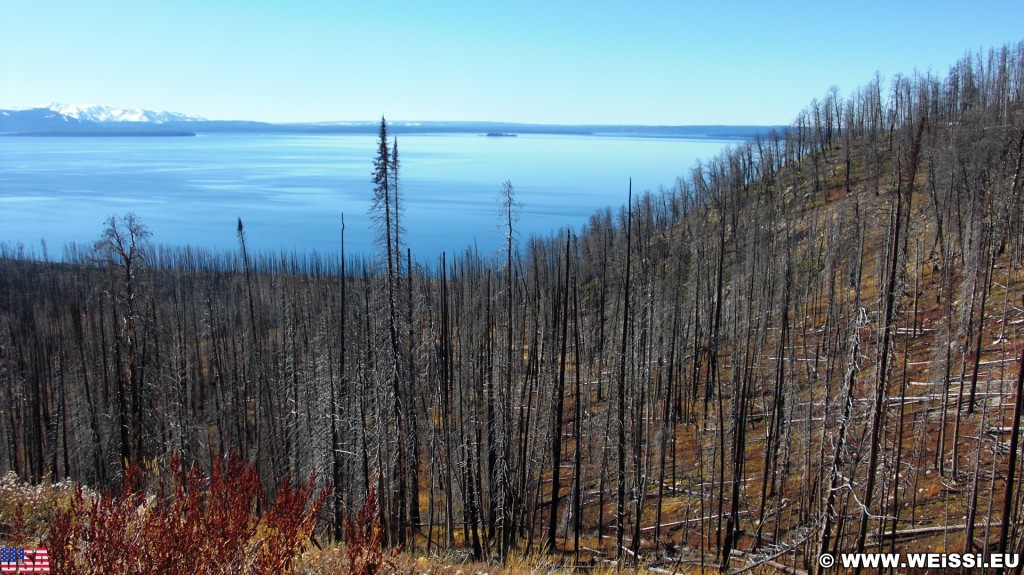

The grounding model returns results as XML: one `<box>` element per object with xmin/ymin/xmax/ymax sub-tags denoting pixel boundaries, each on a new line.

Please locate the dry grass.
<box><xmin>0</xmin><ymin>470</ymin><xmax>77</xmax><ymax>546</ymax></box>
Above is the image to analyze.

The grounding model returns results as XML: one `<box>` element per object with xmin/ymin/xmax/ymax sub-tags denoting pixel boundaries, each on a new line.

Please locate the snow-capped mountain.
<box><xmin>0</xmin><ymin>107</ymin><xmax>87</xmax><ymax>132</ymax></box>
<box><xmin>48</xmin><ymin>103</ymin><xmax>206</xmax><ymax>123</ymax></box>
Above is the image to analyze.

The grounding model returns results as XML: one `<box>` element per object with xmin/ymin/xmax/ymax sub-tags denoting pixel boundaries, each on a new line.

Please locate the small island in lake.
<box><xmin>484</xmin><ymin>132</ymin><xmax>517</xmax><ymax>137</ymax></box>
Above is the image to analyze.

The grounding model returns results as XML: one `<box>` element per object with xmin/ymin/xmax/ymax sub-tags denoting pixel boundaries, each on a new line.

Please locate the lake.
<box><xmin>0</xmin><ymin>132</ymin><xmax>735</xmax><ymax>260</ymax></box>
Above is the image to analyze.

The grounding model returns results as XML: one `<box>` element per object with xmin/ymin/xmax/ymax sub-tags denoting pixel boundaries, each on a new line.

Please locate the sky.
<box><xmin>2</xmin><ymin>1</ymin><xmax>1023</xmax><ymax>126</ymax></box>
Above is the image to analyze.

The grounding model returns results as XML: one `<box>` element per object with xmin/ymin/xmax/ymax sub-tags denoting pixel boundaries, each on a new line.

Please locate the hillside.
<box><xmin>1</xmin><ymin>42</ymin><xmax>1023</xmax><ymax>573</ymax></box>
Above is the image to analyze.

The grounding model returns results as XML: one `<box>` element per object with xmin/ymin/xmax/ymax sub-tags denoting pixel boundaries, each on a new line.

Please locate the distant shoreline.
<box><xmin>0</xmin><ymin>108</ymin><xmax>783</xmax><ymax>141</ymax></box>
<box><xmin>12</xmin><ymin>131</ymin><xmax>196</xmax><ymax>138</ymax></box>
<box><xmin>0</xmin><ymin>127</ymin><xmax>768</xmax><ymax>140</ymax></box>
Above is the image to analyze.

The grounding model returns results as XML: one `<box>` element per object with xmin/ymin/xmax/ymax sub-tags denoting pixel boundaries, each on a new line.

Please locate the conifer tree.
<box><xmin>371</xmin><ymin>115</ymin><xmax>408</xmax><ymax>544</ymax></box>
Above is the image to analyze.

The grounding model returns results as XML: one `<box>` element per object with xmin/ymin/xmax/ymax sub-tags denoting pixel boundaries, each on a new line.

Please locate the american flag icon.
<box><xmin>0</xmin><ymin>548</ymin><xmax>49</xmax><ymax>573</ymax></box>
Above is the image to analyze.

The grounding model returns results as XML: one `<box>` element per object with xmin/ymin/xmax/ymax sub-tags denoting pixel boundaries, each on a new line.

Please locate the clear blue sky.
<box><xmin>2</xmin><ymin>1</ymin><xmax>1022</xmax><ymax>125</ymax></box>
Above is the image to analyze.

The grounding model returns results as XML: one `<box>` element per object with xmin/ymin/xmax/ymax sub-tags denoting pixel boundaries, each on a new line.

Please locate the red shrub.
<box><xmin>344</xmin><ymin>491</ymin><xmax>396</xmax><ymax>575</ymax></box>
<box><xmin>47</xmin><ymin>453</ymin><xmax>328</xmax><ymax>575</ymax></box>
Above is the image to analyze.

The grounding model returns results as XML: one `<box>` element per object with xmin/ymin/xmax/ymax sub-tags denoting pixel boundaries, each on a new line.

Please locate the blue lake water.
<box><xmin>0</xmin><ymin>133</ymin><xmax>734</xmax><ymax>260</ymax></box>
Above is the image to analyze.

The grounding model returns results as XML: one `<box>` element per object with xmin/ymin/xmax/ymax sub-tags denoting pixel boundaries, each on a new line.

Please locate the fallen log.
<box><xmin>640</xmin><ymin>510</ymin><xmax>751</xmax><ymax>533</ymax></box>
<box><xmin>873</xmin><ymin>522</ymin><xmax>1009</xmax><ymax>542</ymax></box>
<box><xmin>729</xmin><ymin>548</ymin><xmax>809</xmax><ymax>575</ymax></box>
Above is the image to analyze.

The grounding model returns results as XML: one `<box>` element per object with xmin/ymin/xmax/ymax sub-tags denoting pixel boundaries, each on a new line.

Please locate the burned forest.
<box><xmin>2</xmin><ymin>43</ymin><xmax>1024</xmax><ymax>572</ymax></box>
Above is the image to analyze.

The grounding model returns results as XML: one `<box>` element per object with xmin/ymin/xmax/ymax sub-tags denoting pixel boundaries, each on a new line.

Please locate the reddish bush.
<box><xmin>344</xmin><ymin>491</ymin><xmax>396</xmax><ymax>575</ymax></box>
<box><xmin>47</xmin><ymin>453</ymin><xmax>328</xmax><ymax>575</ymax></box>
<box><xmin>250</xmin><ymin>472</ymin><xmax>330</xmax><ymax>573</ymax></box>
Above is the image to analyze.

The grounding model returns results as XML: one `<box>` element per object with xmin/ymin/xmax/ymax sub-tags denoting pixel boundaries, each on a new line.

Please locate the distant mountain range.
<box><xmin>0</xmin><ymin>104</ymin><xmax>782</xmax><ymax>139</ymax></box>
<box><xmin>0</xmin><ymin>106</ymin><xmax>202</xmax><ymax>136</ymax></box>
<box><xmin>49</xmin><ymin>103</ymin><xmax>207</xmax><ymax>123</ymax></box>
